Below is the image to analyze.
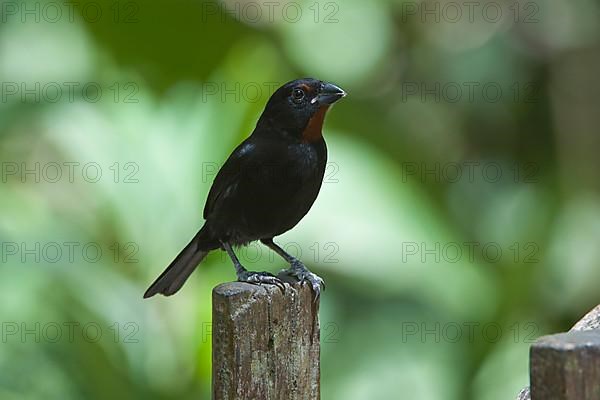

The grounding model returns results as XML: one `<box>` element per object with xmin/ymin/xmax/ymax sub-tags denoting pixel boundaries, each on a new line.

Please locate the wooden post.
<box><xmin>212</xmin><ymin>281</ymin><xmax>320</xmax><ymax>400</ymax></box>
<box><xmin>516</xmin><ymin>305</ymin><xmax>600</xmax><ymax>400</ymax></box>
<box><xmin>530</xmin><ymin>331</ymin><xmax>600</xmax><ymax>399</ymax></box>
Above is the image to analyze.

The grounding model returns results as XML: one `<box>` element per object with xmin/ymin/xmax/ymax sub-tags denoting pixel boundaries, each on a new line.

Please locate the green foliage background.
<box><xmin>1</xmin><ymin>0</ymin><xmax>600</xmax><ymax>398</ymax></box>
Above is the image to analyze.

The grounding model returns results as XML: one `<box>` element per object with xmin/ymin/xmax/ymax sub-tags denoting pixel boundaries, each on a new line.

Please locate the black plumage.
<box><xmin>144</xmin><ymin>78</ymin><xmax>346</xmax><ymax>299</ymax></box>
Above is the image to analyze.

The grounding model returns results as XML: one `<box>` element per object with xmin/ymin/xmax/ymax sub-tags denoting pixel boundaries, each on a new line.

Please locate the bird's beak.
<box><xmin>316</xmin><ymin>82</ymin><xmax>347</xmax><ymax>105</ymax></box>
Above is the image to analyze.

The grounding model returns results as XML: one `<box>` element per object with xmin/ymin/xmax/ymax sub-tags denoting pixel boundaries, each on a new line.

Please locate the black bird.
<box><xmin>144</xmin><ymin>78</ymin><xmax>346</xmax><ymax>300</ymax></box>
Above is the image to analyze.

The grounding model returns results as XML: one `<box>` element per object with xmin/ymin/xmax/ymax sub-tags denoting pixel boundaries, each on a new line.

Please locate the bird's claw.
<box><xmin>284</xmin><ymin>262</ymin><xmax>325</xmax><ymax>302</ymax></box>
<box><xmin>238</xmin><ymin>270</ymin><xmax>286</xmax><ymax>293</ymax></box>
<box><xmin>303</xmin><ymin>272</ymin><xmax>325</xmax><ymax>303</ymax></box>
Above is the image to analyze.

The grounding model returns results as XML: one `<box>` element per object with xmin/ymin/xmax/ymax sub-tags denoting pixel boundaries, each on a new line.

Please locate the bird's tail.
<box><xmin>143</xmin><ymin>226</ymin><xmax>217</xmax><ymax>298</ymax></box>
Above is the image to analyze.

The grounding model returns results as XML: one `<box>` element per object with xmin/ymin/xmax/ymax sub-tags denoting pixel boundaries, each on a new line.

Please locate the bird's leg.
<box><xmin>220</xmin><ymin>241</ymin><xmax>284</xmax><ymax>291</ymax></box>
<box><xmin>261</xmin><ymin>238</ymin><xmax>325</xmax><ymax>300</ymax></box>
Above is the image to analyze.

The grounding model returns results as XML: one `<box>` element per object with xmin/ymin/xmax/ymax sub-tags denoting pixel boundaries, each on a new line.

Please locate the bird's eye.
<box><xmin>292</xmin><ymin>88</ymin><xmax>305</xmax><ymax>102</ymax></box>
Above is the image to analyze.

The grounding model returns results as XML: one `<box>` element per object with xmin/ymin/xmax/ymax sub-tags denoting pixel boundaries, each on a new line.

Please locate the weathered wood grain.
<box><xmin>530</xmin><ymin>331</ymin><xmax>600</xmax><ymax>399</ymax></box>
<box><xmin>212</xmin><ymin>281</ymin><xmax>320</xmax><ymax>400</ymax></box>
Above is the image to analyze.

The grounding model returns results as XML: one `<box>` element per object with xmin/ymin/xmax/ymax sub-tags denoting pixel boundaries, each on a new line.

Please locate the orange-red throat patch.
<box><xmin>302</xmin><ymin>106</ymin><xmax>330</xmax><ymax>143</ymax></box>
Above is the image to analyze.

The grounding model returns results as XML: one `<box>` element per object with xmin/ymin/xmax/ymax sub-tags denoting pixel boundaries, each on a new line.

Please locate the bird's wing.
<box><xmin>203</xmin><ymin>140</ymin><xmax>258</xmax><ymax>219</ymax></box>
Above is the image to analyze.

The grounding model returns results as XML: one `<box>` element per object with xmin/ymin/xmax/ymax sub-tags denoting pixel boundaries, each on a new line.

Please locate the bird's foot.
<box><xmin>280</xmin><ymin>261</ymin><xmax>325</xmax><ymax>301</ymax></box>
<box><xmin>237</xmin><ymin>270</ymin><xmax>285</xmax><ymax>292</ymax></box>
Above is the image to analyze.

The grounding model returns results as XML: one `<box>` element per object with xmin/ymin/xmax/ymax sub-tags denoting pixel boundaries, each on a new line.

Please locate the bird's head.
<box><xmin>257</xmin><ymin>78</ymin><xmax>346</xmax><ymax>142</ymax></box>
